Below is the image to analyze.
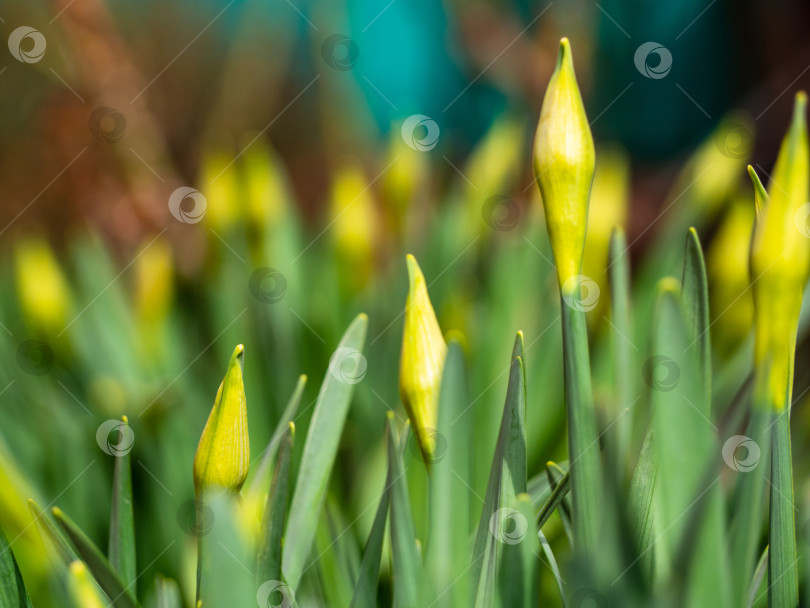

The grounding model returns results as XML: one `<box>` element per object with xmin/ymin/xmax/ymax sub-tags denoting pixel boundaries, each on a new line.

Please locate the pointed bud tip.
<box><xmin>405</xmin><ymin>254</ymin><xmax>425</xmax><ymax>291</ymax></box>
<box><xmin>657</xmin><ymin>276</ymin><xmax>681</xmax><ymax>296</ymax></box>
<box><xmin>121</xmin><ymin>415</ymin><xmax>128</xmax><ymax>425</ymax></box>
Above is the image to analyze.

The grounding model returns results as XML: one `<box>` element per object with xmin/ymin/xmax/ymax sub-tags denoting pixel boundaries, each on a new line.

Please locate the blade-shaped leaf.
<box><xmin>386</xmin><ymin>413</ymin><xmax>421</xmax><ymax>608</ymax></box>
<box><xmin>0</xmin><ymin>527</ymin><xmax>33</xmax><ymax>608</ymax></box>
<box><xmin>498</xmin><ymin>494</ymin><xmax>539</xmax><ymax>608</ymax></box>
<box><xmin>109</xmin><ymin>416</ymin><xmax>136</xmax><ymax>594</ymax></box>
<box><xmin>426</xmin><ymin>340</ymin><xmax>471</xmax><ymax>607</ymax></box>
<box><xmin>349</xmin><ymin>476</ymin><xmax>390</xmax><ymax>608</ymax></box>
<box><xmin>244</xmin><ymin>375</ymin><xmax>307</xmax><ymax>502</ymax></box>
<box><xmin>626</xmin><ymin>427</ymin><xmax>656</xmax><ymax>582</ymax></box>
<box><xmin>769</xmin><ymin>411</ymin><xmax>799</xmax><ymax>607</ymax></box>
<box><xmin>52</xmin><ymin>507</ymin><xmax>139</xmax><ymax>608</ymax></box>
<box><xmin>147</xmin><ymin>575</ymin><xmax>182</xmax><ymax>608</ymax></box>
<box><xmin>256</xmin><ymin>422</ymin><xmax>294</xmax><ymax>584</ymax></box>
<box><xmin>681</xmin><ymin>227</ymin><xmax>711</xmax><ymax>410</ymax></box>
<box><xmin>471</xmin><ymin>338</ymin><xmax>526</xmax><ymax>607</ymax></box>
<box><xmin>283</xmin><ymin>314</ymin><xmax>368</xmax><ymax>589</ymax></box>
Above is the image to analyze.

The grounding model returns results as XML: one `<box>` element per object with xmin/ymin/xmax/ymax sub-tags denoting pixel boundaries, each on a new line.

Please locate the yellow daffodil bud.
<box><xmin>134</xmin><ymin>236</ymin><xmax>173</xmax><ymax>361</ymax></box>
<box><xmin>14</xmin><ymin>236</ymin><xmax>72</xmax><ymax>335</ymax></box>
<box><xmin>331</xmin><ymin>165</ymin><xmax>377</xmax><ymax>293</ymax></box>
<box><xmin>68</xmin><ymin>562</ymin><xmax>106</xmax><ymax>608</ymax></box>
<box><xmin>751</xmin><ymin>92</ymin><xmax>809</xmax><ymax>410</ymax></box>
<box><xmin>201</xmin><ymin>150</ymin><xmax>242</xmax><ymax>231</ymax></box>
<box><xmin>193</xmin><ymin>345</ymin><xmax>249</xmax><ymax>494</ymax></box>
<box><xmin>533</xmin><ymin>38</ymin><xmax>595</xmax><ymax>288</ymax></box>
<box><xmin>244</xmin><ymin>141</ymin><xmax>288</xmax><ymax>229</ymax></box>
<box><xmin>582</xmin><ymin>143</ymin><xmax>630</xmax><ymax>320</ymax></box>
<box><xmin>707</xmin><ymin>198</ymin><xmax>755</xmax><ymax>352</ymax></box>
<box><xmin>399</xmin><ymin>255</ymin><xmax>447</xmax><ymax>461</ymax></box>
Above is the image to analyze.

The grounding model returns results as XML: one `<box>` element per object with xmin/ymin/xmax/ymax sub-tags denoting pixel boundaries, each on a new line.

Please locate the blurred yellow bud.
<box><xmin>707</xmin><ymin>199</ymin><xmax>755</xmax><ymax>352</ymax></box>
<box><xmin>68</xmin><ymin>561</ymin><xmax>106</xmax><ymax>608</ymax></box>
<box><xmin>244</xmin><ymin>141</ymin><xmax>288</xmax><ymax>229</ymax></box>
<box><xmin>331</xmin><ymin>166</ymin><xmax>377</xmax><ymax>292</ymax></box>
<box><xmin>201</xmin><ymin>150</ymin><xmax>242</xmax><ymax>231</ymax></box>
<box><xmin>134</xmin><ymin>236</ymin><xmax>173</xmax><ymax>360</ymax></box>
<box><xmin>15</xmin><ymin>236</ymin><xmax>72</xmax><ymax>335</ymax></box>
<box><xmin>750</xmin><ymin>92</ymin><xmax>810</xmax><ymax>410</ymax></box>
<box><xmin>193</xmin><ymin>345</ymin><xmax>250</xmax><ymax>494</ymax></box>
<box><xmin>582</xmin><ymin>144</ymin><xmax>630</xmax><ymax>320</ymax></box>
<box><xmin>533</xmin><ymin>38</ymin><xmax>596</xmax><ymax>288</ymax></box>
<box><xmin>399</xmin><ymin>255</ymin><xmax>447</xmax><ymax>461</ymax></box>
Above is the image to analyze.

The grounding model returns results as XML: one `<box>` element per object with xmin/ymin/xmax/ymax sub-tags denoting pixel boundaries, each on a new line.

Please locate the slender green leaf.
<box><xmin>650</xmin><ymin>282</ymin><xmax>730</xmax><ymax>606</ymax></box>
<box><xmin>681</xmin><ymin>227</ymin><xmax>711</xmax><ymax>410</ymax></box>
<box><xmin>386</xmin><ymin>413</ymin><xmax>421</xmax><ymax>608</ymax></box>
<box><xmin>349</xmin><ymin>476</ymin><xmax>390</xmax><ymax>608</ymax></box>
<box><xmin>426</xmin><ymin>340</ymin><xmax>470</xmax><ymax>607</ymax></box>
<box><xmin>203</xmin><ymin>494</ymin><xmax>256</xmax><ymax>608</ymax></box>
<box><xmin>748</xmin><ymin>546</ymin><xmax>768</xmax><ymax>608</ymax></box>
<box><xmin>537</xmin><ymin>464</ymin><xmax>570</xmax><ymax>526</ymax></box>
<box><xmin>29</xmin><ymin>499</ymin><xmax>81</xmax><ymax>567</ymax></box>
<box><xmin>109</xmin><ymin>416</ymin><xmax>136</xmax><ymax>594</ymax></box>
<box><xmin>244</xmin><ymin>375</ymin><xmax>306</xmax><ymax>502</ymax></box>
<box><xmin>52</xmin><ymin>507</ymin><xmax>139</xmax><ymax>608</ymax></box>
<box><xmin>471</xmin><ymin>340</ymin><xmax>526</xmax><ymax>607</ymax></box>
<box><xmin>498</xmin><ymin>494</ymin><xmax>538</xmax><ymax>608</ymax></box>
<box><xmin>256</xmin><ymin>422</ymin><xmax>294</xmax><ymax>584</ymax></box>
<box><xmin>0</xmin><ymin>527</ymin><xmax>32</xmax><ymax>608</ymax></box>
<box><xmin>560</xmin><ymin>296</ymin><xmax>602</xmax><ymax>554</ymax></box>
<box><xmin>538</xmin><ymin>527</ymin><xmax>566</xmax><ymax>608</ymax></box>
<box><xmin>747</xmin><ymin>165</ymin><xmax>768</xmax><ymax>217</ymax></box>
<box><xmin>283</xmin><ymin>314</ymin><xmax>368</xmax><ymax>589</ymax></box>
<box><xmin>608</xmin><ymin>226</ymin><xmax>633</xmax><ymax>469</ymax></box>
<box><xmin>769</xmin><ymin>410</ymin><xmax>799</xmax><ymax>607</ymax></box>
<box><xmin>626</xmin><ymin>427</ymin><xmax>656</xmax><ymax>582</ymax></box>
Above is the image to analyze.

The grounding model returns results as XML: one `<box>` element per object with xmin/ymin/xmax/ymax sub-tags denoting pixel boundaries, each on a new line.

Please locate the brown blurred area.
<box><xmin>2</xmin><ymin>0</ymin><xmax>810</xmax><ymax>257</ymax></box>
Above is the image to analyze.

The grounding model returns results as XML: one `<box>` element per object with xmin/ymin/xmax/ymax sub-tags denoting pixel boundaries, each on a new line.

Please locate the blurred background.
<box><xmin>3</xmin><ymin>0</ymin><xmax>810</xmax><ymax>605</ymax></box>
